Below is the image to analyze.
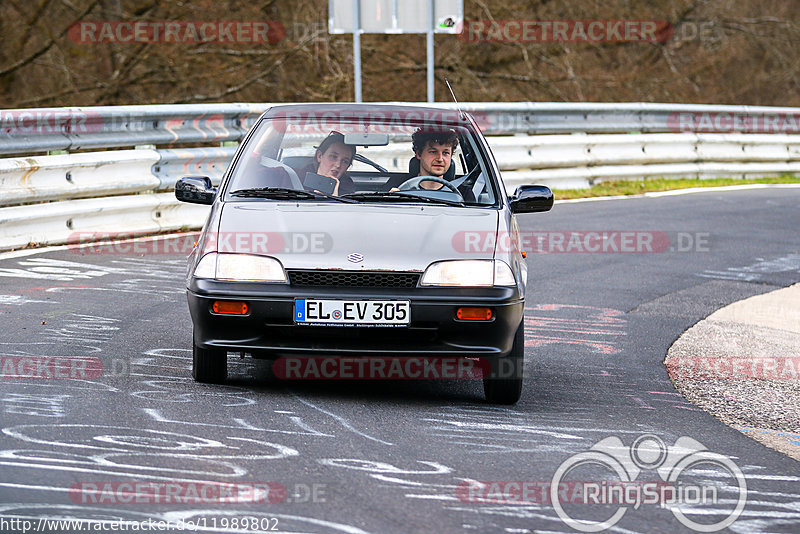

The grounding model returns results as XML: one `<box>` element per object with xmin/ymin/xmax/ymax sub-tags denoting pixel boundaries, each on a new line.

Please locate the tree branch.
<box><xmin>0</xmin><ymin>0</ymin><xmax>100</xmax><ymax>79</ymax></box>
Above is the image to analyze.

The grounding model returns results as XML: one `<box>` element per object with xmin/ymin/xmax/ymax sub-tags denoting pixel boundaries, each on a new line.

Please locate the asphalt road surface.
<box><xmin>0</xmin><ymin>186</ymin><xmax>799</xmax><ymax>533</ymax></box>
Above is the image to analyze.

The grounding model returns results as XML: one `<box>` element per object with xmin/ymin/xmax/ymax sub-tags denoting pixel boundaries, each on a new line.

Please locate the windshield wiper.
<box><xmin>342</xmin><ymin>191</ymin><xmax>464</xmax><ymax>207</ymax></box>
<box><xmin>305</xmin><ymin>190</ymin><xmax>358</xmax><ymax>203</ymax></box>
<box><xmin>230</xmin><ymin>187</ymin><xmax>313</xmax><ymax>199</ymax></box>
<box><xmin>230</xmin><ymin>187</ymin><xmax>356</xmax><ymax>203</ymax></box>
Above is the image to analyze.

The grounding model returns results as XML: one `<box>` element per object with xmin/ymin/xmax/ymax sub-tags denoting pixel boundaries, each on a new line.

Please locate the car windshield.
<box><xmin>224</xmin><ymin>108</ymin><xmax>498</xmax><ymax>206</ymax></box>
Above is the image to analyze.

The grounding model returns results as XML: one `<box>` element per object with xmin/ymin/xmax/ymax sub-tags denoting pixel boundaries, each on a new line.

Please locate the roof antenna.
<box><xmin>444</xmin><ymin>78</ymin><xmax>466</xmax><ymax>120</ymax></box>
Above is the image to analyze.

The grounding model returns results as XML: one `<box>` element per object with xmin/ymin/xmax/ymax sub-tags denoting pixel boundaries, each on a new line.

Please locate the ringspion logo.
<box><xmin>551</xmin><ymin>434</ymin><xmax>746</xmax><ymax>532</ymax></box>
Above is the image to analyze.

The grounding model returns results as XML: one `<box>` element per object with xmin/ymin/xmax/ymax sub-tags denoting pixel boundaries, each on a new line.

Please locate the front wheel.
<box><xmin>192</xmin><ymin>334</ymin><xmax>227</xmax><ymax>383</ymax></box>
<box><xmin>483</xmin><ymin>321</ymin><xmax>524</xmax><ymax>404</ymax></box>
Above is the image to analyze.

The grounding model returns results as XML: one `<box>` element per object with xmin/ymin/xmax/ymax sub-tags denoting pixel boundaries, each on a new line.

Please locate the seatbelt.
<box><xmin>450</xmin><ymin>166</ymin><xmax>481</xmax><ymax>190</ymax></box>
<box><xmin>447</xmin><ymin>169</ymin><xmax>484</xmax><ymax>202</ymax></box>
<box><xmin>472</xmin><ymin>173</ymin><xmax>486</xmax><ymax>197</ymax></box>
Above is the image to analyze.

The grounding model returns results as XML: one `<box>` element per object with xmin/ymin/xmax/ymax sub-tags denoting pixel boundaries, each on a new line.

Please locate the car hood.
<box><xmin>214</xmin><ymin>201</ymin><xmax>498</xmax><ymax>271</ymax></box>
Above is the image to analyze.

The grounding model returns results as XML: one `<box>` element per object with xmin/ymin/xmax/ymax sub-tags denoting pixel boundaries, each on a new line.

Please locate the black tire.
<box><xmin>192</xmin><ymin>335</ymin><xmax>227</xmax><ymax>384</ymax></box>
<box><xmin>483</xmin><ymin>321</ymin><xmax>524</xmax><ymax>404</ymax></box>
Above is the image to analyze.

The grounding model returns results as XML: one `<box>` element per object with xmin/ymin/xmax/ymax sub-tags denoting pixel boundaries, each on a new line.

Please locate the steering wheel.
<box><xmin>397</xmin><ymin>176</ymin><xmax>464</xmax><ymax>200</ymax></box>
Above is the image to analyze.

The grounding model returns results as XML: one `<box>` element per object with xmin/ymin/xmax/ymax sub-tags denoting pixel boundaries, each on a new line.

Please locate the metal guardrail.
<box><xmin>487</xmin><ymin>132</ymin><xmax>800</xmax><ymax>187</ymax></box>
<box><xmin>4</xmin><ymin>101</ymin><xmax>800</xmax><ymax>156</ymax></box>
<box><xmin>1</xmin><ymin>149</ymin><xmax>161</xmax><ymax>206</ymax></box>
<box><xmin>1</xmin><ymin>193</ymin><xmax>210</xmax><ymax>253</ymax></box>
<box><xmin>2</xmin><ymin>102</ymin><xmax>800</xmax><ymax>251</ymax></box>
<box><xmin>0</xmin><ymin>104</ymin><xmax>265</xmax><ymax>155</ymax></box>
<box><xmin>458</xmin><ymin>102</ymin><xmax>800</xmax><ymax>135</ymax></box>
<box><xmin>340</xmin><ymin>131</ymin><xmax>800</xmax><ymax>188</ymax></box>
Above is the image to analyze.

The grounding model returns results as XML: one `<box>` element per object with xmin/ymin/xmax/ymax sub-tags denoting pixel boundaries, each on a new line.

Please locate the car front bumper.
<box><xmin>187</xmin><ymin>279</ymin><xmax>524</xmax><ymax>358</ymax></box>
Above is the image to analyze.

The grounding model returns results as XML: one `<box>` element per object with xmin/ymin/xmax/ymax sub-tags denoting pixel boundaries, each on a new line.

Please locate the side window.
<box><xmin>461</xmin><ymin>135</ymin><xmax>496</xmax><ymax>205</ymax></box>
<box><xmin>451</xmin><ymin>142</ymin><xmax>466</xmax><ymax>175</ymax></box>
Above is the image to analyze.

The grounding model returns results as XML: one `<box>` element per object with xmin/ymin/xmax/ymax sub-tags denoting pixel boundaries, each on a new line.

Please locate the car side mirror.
<box><xmin>175</xmin><ymin>176</ymin><xmax>216</xmax><ymax>205</ymax></box>
<box><xmin>509</xmin><ymin>185</ymin><xmax>553</xmax><ymax>214</ymax></box>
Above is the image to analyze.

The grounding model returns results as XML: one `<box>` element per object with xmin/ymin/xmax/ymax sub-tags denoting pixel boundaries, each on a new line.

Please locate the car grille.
<box><xmin>287</xmin><ymin>270</ymin><xmax>420</xmax><ymax>288</ymax></box>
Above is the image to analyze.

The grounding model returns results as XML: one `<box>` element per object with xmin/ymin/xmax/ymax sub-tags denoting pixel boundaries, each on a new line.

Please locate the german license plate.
<box><xmin>294</xmin><ymin>299</ymin><xmax>410</xmax><ymax>326</ymax></box>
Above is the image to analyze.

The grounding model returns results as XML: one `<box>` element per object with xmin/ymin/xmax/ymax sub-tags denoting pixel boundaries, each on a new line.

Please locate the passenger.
<box><xmin>300</xmin><ymin>131</ymin><xmax>356</xmax><ymax>196</ymax></box>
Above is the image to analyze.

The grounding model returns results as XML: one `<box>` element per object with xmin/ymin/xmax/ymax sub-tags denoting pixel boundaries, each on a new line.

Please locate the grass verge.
<box><xmin>553</xmin><ymin>176</ymin><xmax>800</xmax><ymax>200</ymax></box>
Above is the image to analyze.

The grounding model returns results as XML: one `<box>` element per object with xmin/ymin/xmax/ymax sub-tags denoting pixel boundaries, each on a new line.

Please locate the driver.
<box><xmin>412</xmin><ymin>129</ymin><xmax>458</xmax><ymax>188</ymax></box>
<box><xmin>385</xmin><ymin>129</ymin><xmax>475</xmax><ymax>201</ymax></box>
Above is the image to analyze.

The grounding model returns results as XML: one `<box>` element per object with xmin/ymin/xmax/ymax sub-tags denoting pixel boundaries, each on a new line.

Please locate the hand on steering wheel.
<box><xmin>396</xmin><ymin>176</ymin><xmax>464</xmax><ymax>200</ymax></box>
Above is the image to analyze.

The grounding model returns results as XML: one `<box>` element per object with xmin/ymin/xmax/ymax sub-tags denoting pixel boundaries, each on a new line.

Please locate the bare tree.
<box><xmin>1</xmin><ymin>0</ymin><xmax>800</xmax><ymax>107</ymax></box>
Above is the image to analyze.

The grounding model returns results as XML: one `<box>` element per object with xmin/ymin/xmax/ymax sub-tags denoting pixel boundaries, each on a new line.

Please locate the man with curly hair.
<box><xmin>411</xmin><ymin>130</ymin><xmax>459</xmax><ymax>185</ymax></box>
<box><xmin>384</xmin><ymin>129</ymin><xmax>474</xmax><ymax>201</ymax></box>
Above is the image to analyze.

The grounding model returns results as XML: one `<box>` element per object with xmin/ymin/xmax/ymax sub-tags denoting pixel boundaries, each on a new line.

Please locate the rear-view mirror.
<box><xmin>344</xmin><ymin>132</ymin><xmax>389</xmax><ymax>146</ymax></box>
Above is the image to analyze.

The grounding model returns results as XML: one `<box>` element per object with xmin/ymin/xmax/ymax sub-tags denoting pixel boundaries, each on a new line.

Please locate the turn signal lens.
<box><xmin>456</xmin><ymin>307</ymin><xmax>493</xmax><ymax>321</ymax></box>
<box><xmin>212</xmin><ymin>301</ymin><xmax>248</xmax><ymax>315</ymax></box>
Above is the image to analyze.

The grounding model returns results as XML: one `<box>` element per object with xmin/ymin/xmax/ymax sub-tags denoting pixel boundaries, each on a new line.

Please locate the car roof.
<box><xmin>261</xmin><ymin>103</ymin><xmax>475</xmax><ymax>128</ymax></box>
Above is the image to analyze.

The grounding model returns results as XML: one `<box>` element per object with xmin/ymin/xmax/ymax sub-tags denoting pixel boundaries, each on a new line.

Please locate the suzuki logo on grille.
<box><xmin>347</xmin><ymin>253</ymin><xmax>364</xmax><ymax>263</ymax></box>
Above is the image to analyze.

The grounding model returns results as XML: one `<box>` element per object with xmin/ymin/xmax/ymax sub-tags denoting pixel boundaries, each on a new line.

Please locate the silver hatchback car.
<box><xmin>176</xmin><ymin>103</ymin><xmax>552</xmax><ymax>404</ymax></box>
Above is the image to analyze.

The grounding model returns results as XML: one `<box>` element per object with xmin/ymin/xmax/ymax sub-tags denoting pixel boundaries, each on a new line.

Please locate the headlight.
<box><xmin>193</xmin><ymin>253</ymin><xmax>287</xmax><ymax>282</ymax></box>
<box><xmin>420</xmin><ymin>260</ymin><xmax>516</xmax><ymax>287</ymax></box>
